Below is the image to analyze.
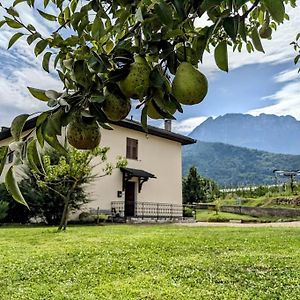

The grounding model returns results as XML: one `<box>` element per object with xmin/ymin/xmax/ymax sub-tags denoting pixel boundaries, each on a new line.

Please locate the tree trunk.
<box><xmin>58</xmin><ymin>197</ymin><xmax>69</xmax><ymax>231</ymax></box>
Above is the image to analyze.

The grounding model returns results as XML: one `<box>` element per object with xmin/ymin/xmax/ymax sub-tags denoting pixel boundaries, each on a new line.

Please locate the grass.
<box><xmin>219</xmin><ymin>194</ymin><xmax>300</xmax><ymax>208</ymax></box>
<box><xmin>1</xmin><ymin>225</ymin><xmax>300</xmax><ymax>299</ymax></box>
<box><xmin>195</xmin><ymin>209</ymin><xmax>257</xmax><ymax>222</ymax></box>
<box><xmin>195</xmin><ymin>209</ymin><xmax>300</xmax><ymax>223</ymax></box>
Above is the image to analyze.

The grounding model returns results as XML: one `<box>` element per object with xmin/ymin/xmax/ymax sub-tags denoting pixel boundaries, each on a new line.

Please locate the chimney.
<box><xmin>1</xmin><ymin>126</ymin><xmax>9</xmax><ymax>133</ymax></box>
<box><xmin>164</xmin><ymin>120</ymin><xmax>172</xmax><ymax>131</ymax></box>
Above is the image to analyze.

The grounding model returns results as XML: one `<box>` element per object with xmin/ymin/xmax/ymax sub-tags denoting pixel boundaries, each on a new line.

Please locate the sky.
<box><xmin>0</xmin><ymin>1</ymin><xmax>299</xmax><ymax>135</ymax></box>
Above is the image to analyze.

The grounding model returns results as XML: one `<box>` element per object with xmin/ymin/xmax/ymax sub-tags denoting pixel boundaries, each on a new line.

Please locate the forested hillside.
<box><xmin>182</xmin><ymin>141</ymin><xmax>300</xmax><ymax>187</ymax></box>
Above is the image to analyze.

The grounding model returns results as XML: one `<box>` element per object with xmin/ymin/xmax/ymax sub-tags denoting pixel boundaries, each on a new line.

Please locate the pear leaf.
<box><xmin>8</xmin><ymin>32</ymin><xmax>24</xmax><ymax>49</ymax></box>
<box><xmin>0</xmin><ymin>146</ymin><xmax>8</xmax><ymax>177</ymax></box>
<box><xmin>11</xmin><ymin>114</ymin><xmax>30</xmax><ymax>141</ymax></box>
<box><xmin>263</xmin><ymin>0</ymin><xmax>285</xmax><ymax>23</ymax></box>
<box><xmin>5</xmin><ymin>166</ymin><xmax>29</xmax><ymax>209</ymax></box>
<box><xmin>27</xmin><ymin>139</ymin><xmax>45</xmax><ymax>174</ymax></box>
<box><xmin>214</xmin><ymin>41</ymin><xmax>229</xmax><ymax>72</ymax></box>
<box><xmin>28</xmin><ymin>87</ymin><xmax>50</xmax><ymax>101</ymax></box>
<box><xmin>42</xmin><ymin>52</ymin><xmax>52</xmax><ymax>72</ymax></box>
<box><xmin>251</xmin><ymin>27</ymin><xmax>265</xmax><ymax>53</ymax></box>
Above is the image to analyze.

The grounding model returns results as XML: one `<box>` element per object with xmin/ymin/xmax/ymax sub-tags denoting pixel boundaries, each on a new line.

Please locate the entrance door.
<box><xmin>125</xmin><ymin>181</ymin><xmax>135</xmax><ymax>217</ymax></box>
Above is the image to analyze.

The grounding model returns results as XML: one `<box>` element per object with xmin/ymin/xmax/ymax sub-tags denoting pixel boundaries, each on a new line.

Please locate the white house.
<box><xmin>0</xmin><ymin>118</ymin><xmax>195</xmax><ymax>220</ymax></box>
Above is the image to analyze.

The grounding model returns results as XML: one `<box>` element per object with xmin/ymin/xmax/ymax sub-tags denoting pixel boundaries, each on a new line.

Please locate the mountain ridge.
<box><xmin>189</xmin><ymin>113</ymin><xmax>300</xmax><ymax>155</ymax></box>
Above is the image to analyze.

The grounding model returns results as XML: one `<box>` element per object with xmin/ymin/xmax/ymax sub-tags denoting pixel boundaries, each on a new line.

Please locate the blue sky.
<box><xmin>0</xmin><ymin>1</ymin><xmax>299</xmax><ymax>135</ymax></box>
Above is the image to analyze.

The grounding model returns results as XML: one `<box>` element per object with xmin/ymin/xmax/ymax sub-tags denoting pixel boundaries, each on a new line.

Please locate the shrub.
<box><xmin>0</xmin><ymin>201</ymin><xmax>9</xmax><ymax>221</ymax></box>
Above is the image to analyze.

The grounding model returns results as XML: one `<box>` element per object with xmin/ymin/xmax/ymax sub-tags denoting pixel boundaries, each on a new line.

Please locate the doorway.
<box><xmin>125</xmin><ymin>181</ymin><xmax>135</xmax><ymax>217</ymax></box>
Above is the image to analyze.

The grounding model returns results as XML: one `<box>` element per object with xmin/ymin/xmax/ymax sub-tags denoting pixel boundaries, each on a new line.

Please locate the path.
<box><xmin>176</xmin><ymin>221</ymin><xmax>300</xmax><ymax>228</ymax></box>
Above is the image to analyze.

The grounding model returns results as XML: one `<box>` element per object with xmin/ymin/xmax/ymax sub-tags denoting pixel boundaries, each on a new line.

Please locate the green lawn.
<box><xmin>1</xmin><ymin>225</ymin><xmax>300</xmax><ymax>299</ymax></box>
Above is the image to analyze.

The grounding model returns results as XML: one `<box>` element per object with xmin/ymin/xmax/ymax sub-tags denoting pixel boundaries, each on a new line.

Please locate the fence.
<box><xmin>111</xmin><ymin>201</ymin><xmax>182</xmax><ymax>218</ymax></box>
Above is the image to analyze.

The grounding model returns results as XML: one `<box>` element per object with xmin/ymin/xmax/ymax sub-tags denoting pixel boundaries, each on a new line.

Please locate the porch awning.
<box><xmin>120</xmin><ymin>167</ymin><xmax>156</xmax><ymax>179</ymax></box>
<box><xmin>120</xmin><ymin>167</ymin><xmax>156</xmax><ymax>192</ymax></box>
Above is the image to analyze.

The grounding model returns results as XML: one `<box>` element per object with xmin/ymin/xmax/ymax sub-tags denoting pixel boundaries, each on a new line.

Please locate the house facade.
<box><xmin>0</xmin><ymin>119</ymin><xmax>195</xmax><ymax>220</ymax></box>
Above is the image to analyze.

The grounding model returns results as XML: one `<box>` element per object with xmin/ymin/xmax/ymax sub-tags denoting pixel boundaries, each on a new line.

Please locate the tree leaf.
<box><xmin>154</xmin><ymin>2</ymin><xmax>173</xmax><ymax>26</ymax></box>
<box><xmin>223</xmin><ymin>16</ymin><xmax>239</xmax><ymax>41</ymax></box>
<box><xmin>27</xmin><ymin>32</ymin><xmax>41</xmax><ymax>45</ymax></box>
<box><xmin>4</xmin><ymin>17</ymin><xmax>23</xmax><ymax>28</ymax></box>
<box><xmin>5</xmin><ymin>166</ymin><xmax>29</xmax><ymax>209</ymax></box>
<box><xmin>34</xmin><ymin>39</ymin><xmax>48</xmax><ymax>56</ymax></box>
<box><xmin>27</xmin><ymin>139</ymin><xmax>44</xmax><ymax>174</ymax></box>
<box><xmin>251</xmin><ymin>27</ymin><xmax>265</xmax><ymax>53</ymax></box>
<box><xmin>37</xmin><ymin>9</ymin><xmax>57</xmax><ymax>21</ymax></box>
<box><xmin>44</xmin><ymin>0</ymin><xmax>50</xmax><ymax>8</ymax></box>
<box><xmin>43</xmin><ymin>121</ymin><xmax>68</xmax><ymax>155</ymax></box>
<box><xmin>13</xmin><ymin>0</ymin><xmax>27</xmax><ymax>6</ymax></box>
<box><xmin>263</xmin><ymin>0</ymin><xmax>285</xmax><ymax>23</ymax></box>
<box><xmin>0</xmin><ymin>146</ymin><xmax>9</xmax><ymax>177</ymax></box>
<box><xmin>8</xmin><ymin>32</ymin><xmax>23</xmax><ymax>49</ymax></box>
<box><xmin>91</xmin><ymin>16</ymin><xmax>104</xmax><ymax>39</ymax></box>
<box><xmin>36</xmin><ymin>125</ymin><xmax>45</xmax><ymax>147</ymax></box>
<box><xmin>214</xmin><ymin>41</ymin><xmax>229</xmax><ymax>72</ymax></box>
<box><xmin>141</xmin><ymin>106</ymin><xmax>148</xmax><ymax>133</ymax></box>
<box><xmin>42</xmin><ymin>52</ymin><xmax>52</xmax><ymax>72</ymax></box>
<box><xmin>172</xmin><ymin>0</ymin><xmax>186</xmax><ymax>20</ymax></box>
<box><xmin>239</xmin><ymin>18</ymin><xmax>247</xmax><ymax>42</ymax></box>
<box><xmin>11</xmin><ymin>114</ymin><xmax>30</xmax><ymax>141</ymax></box>
<box><xmin>28</xmin><ymin>87</ymin><xmax>50</xmax><ymax>101</ymax></box>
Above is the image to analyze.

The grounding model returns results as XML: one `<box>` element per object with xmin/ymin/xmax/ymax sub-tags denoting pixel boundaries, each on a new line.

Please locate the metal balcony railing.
<box><xmin>111</xmin><ymin>201</ymin><xmax>182</xmax><ymax>218</ymax></box>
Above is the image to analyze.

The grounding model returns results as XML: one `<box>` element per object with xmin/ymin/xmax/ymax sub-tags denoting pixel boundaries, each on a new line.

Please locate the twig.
<box><xmin>241</xmin><ymin>0</ymin><xmax>260</xmax><ymax>20</ymax></box>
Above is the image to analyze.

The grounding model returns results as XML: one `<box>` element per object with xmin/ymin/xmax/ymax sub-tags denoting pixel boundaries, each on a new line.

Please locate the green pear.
<box><xmin>102</xmin><ymin>88</ymin><xmax>131</xmax><ymax>121</ymax></box>
<box><xmin>120</xmin><ymin>55</ymin><xmax>151</xmax><ymax>100</ymax></box>
<box><xmin>172</xmin><ymin>62</ymin><xmax>208</xmax><ymax>105</ymax></box>
<box><xmin>259</xmin><ymin>24</ymin><xmax>272</xmax><ymax>39</ymax></box>
<box><xmin>67</xmin><ymin>118</ymin><xmax>101</xmax><ymax>150</ymax></box>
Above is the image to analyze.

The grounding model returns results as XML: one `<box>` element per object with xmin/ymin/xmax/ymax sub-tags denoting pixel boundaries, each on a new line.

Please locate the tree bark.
<box><xmin>57</xmin><ymin>181</ymin><xmax>77</xmax><ymax>231</ymax></box>
<box><xmin>58</xmin><ymin>197</ymin><xmax>69</xmax><ymax>231</ymax></box>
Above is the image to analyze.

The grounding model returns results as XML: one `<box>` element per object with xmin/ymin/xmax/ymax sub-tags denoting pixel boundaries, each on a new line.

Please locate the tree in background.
<box><xmin>0</xmin><ymin>200</ymin><xmax>9</xmax><ymax>221</ymax></box>
<box><xmin>183</xmin><ymin>166</ymin><xmax>220</xmax><ymax>204</ymax></box>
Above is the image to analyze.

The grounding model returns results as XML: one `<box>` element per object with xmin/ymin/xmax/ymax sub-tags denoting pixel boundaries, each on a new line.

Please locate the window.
<box><xmin>126</xmin><ymin>138</ymin><xmax>138</xmax><ymax>160</ymax></box>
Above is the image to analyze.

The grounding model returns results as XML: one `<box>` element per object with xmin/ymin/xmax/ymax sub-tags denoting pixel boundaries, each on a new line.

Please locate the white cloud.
<box><xmin>248</xmin><ymin>81</ymin><xmax>300</xmax><ymax>118</ymax></box>
<box><xmin>274</xmin><ymin>68</ymin><xmax>299</xmax><ymax>83</ymax></box>
<box><xmin>0</xmin><ymin>67</ymin><xmax>62</xmax><ymax>126</ymax></box>
<box><xmin>172</xmin><ymin>116</ymin><xmax>209</xmax><ymax>135</ymax></box>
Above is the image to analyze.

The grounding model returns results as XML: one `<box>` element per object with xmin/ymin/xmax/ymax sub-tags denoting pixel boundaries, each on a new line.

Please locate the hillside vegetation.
<box><xmin>182</xmin><ymin>141</ymin><xmax>300</xmax><ymax>187</ymax></box>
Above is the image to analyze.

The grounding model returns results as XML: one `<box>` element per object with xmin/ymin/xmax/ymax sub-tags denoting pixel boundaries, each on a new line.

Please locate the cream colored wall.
<box><xmin>85</xmin><ymin>124</ymin><xmax>183</xmax><ymax>213</ymax></box>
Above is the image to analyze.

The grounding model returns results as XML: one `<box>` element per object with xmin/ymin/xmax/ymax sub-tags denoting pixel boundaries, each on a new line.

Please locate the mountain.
<box><xmin>189</xmin><ymin>113</ymin><xmax>300</xmax><ymax>155</ymax></box>
<box><xmin>182</xmin><ymin>141</ymin><xmax>300</xmax><ymax>187</ymax></box>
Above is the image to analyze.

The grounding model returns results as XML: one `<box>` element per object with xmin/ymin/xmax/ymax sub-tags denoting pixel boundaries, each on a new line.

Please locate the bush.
<box><xmin>183</xmin><ymin>207</ymin><xmax>194</xmax><ymax>217</ymax></box>
<box><xmin>0</xmin><ymin>201</ymin><xmax>9</xmax><ymax>221</ymax></box>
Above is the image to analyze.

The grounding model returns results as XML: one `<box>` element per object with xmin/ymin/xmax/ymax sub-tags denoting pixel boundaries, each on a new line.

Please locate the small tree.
<box><xmin>183</xmin><ymin>166</ymin><xmax>220</xmax><ymax>204</ymax></box>
<box><xmin>20</xmin><ymin>160</ymin><xmax>89</xmax><ymax>225</ymax></box>
<box><xmin>32</xmin><ymin>146</ymin><xmax>126</xmax><ymax>230</ymax></box>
